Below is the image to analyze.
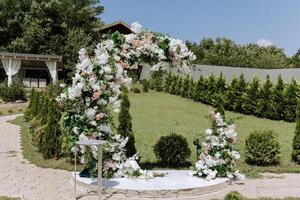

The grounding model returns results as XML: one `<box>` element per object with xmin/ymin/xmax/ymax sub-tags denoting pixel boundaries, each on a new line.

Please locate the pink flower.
<box><xmin>95</xmin><ymin>113</ymin><xmax>104</xmax><ymax>121</ymax></box>
<box><xmin>91</xmin><ymin>91</ymin><xmax>101</xmax><ymax>101</ymax></box>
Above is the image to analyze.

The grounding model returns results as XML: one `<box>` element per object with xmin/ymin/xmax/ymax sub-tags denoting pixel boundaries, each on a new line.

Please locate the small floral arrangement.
<box><xmin>191</xmin><ymin>111</ymin><xmax>244</xmax><ymax>181</ymax></box>
<box><xmin>57</xmin><ymin>22</ymin><xmax>195</xmax><ymax>179</ymax></box>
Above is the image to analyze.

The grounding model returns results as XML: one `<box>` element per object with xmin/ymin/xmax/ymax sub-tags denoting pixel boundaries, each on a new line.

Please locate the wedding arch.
<box><xmin>57</xmin><ymin>22</ymin><xmax>196</xmax><ymax>179</ymax></box>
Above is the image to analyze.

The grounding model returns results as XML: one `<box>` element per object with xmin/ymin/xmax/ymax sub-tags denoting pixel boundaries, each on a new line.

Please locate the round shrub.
<box><xmin>245</xmin><ymin>130</ymin><xmax>280</xmax><ymax>166</ymax></box>
<box><xmin>153</xmin><ymin>133</ymin><xmax>191</xmax><ymax>167</ymax></box>
<box><xmin>224</xmin><ymin>191</ymin><xmax>246</xmax><ymax>200</ymax></box>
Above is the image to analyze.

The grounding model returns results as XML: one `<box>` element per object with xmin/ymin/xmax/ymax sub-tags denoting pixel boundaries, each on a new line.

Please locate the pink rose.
<box><xmin>91</xmin><ymin>91</ymin><xmax>101</xmax><ymax>101</ymax></box>
<box><xmin>95</xmin><ymin>113</ymin><xmax>104</xmax><ymax>121</ymax></box>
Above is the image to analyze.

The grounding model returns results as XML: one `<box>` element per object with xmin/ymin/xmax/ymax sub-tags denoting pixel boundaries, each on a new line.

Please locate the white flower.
<box><xmin>131</xmin><ymin>21</ymin><xmax>142</xmax><ymax>33</ymax></box>
<box><xmin>205</xmin><ymin>129</ymin><xmax>212</xmax><ymax>135</ymax></box>
<box><xmin>85</xmin><ymin>108</ymin><xmax>97</xmax><ymax>120</ymax></box>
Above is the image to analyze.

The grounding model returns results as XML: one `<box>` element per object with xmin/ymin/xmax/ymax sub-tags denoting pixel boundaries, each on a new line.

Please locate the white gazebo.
<box><xmin>0</xmin><ymin>52</ymin><xmax>63</xmax><ymax>87</ymax></box>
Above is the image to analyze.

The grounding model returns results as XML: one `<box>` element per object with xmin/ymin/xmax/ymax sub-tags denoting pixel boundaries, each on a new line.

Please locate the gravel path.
<box><xmin>0</xmin><ymin>114</ymin><xmax>300</xmax><ymax>200</ymax></box>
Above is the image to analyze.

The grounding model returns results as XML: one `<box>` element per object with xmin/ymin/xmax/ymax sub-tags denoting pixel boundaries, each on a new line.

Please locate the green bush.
<box><xmin>224</xmin><ymin>191</ymin><xmax>246</xmax><ymax>200</ymax></box>
<box><xmin>153</xmin><ymin>133</ymin><xmax>191</xmax><ymax>167</ymax></box>
<box><xmin>0</xmin><ymin>79</ymin><xmax>26</xmax><ymax>102</ymax></box>
<box><xmin>141</xmin><ymin>80</ymin><xmax>149</xmax><ymax>92</ymax></box>
<box><xmin>245</xmin><ymin>130</ymin><xmax>280</xmax><ymax>166</ymax></box>
<box><xmin>292</xmin><ymin>98</ymin><xmax>300</xmax><ymax>163</ymax></box>
<box><xmin>132</xmin><ymin>83</ymin><xmax>142</xmax><ymax>93</ymax></box>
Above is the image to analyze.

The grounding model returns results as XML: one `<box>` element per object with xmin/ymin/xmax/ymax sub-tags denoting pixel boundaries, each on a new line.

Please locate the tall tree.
<box><xmin>256</xmin><ymin>75</ymin><xmax>274</xmax><ymax>118</ymax></box>
<box><xmin>242</xmin><ymin>77</ymin><xmax>260</xmax><ymax>115</ymax></box>
<box><xmin>117</xmin><ymin>93</ymin><xmax>137</xmax><ymax>157</ymax></box>
<box><xmin>283</xmin><ymin>79</ymin><xmax>300</xmax><ymax>122</ymax></box>
<box><xmin>272</xmin><ymin>75</ymin><xmax>285</xmax><ymax>120</ymax></box>
<box><xmin>0</xmin><ymin>0</ymin><xmax>104</xmax><ymax>80</ymax></box>
<box><xmin>292</xmin><ymin>98</ymin><xmax>300</xmax><ymax>163</ymax></box>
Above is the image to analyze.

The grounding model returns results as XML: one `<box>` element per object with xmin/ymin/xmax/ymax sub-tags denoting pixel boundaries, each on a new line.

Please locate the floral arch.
<box><xmin>58</xmin><ymin>22</ymin><xmax>196</xmax><ymax>178</ymax></box>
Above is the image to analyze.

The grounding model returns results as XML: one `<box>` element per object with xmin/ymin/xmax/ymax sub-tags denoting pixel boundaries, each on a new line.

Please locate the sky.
<box><xmin>100</xmin><ymin>0</ymin><xmax>300</xmax><ymax>56</ymax></box>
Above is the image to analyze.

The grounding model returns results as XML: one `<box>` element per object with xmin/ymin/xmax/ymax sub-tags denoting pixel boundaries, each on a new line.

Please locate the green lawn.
<box><xmin>0</xmin><ymin>197</ymin><xmax>20</xmax><ymax>200</ymax></box>
<box><xmin>119</xmin><ymin>91</ymin><xmax>300</xmax><ymax>174</ymax></box>
<box><xmin>12</xmin><ymin>91</ymin><xmax>300</xmax><ymax>175</ymax></box>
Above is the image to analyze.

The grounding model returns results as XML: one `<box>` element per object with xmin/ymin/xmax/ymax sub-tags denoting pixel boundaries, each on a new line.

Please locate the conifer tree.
<box><xmin>256</xmin><ymin>75</ymin><xmax>274</xmax><ymax>118</ymax></box>
<box><xmin>273</xmin><ymin>75</ymin><xmax>285</xmax><ymax>120</ymax></box>
<box><xmin>292</xmin><ymin>98</ymin><xmax>300</xmax><ymax>163</ymax></box>
<box><xmin>40</xmin><ymin>99</ymin><xmax>61</xmax><ymax>158</ymax></box>
<box><xmin>175</xmin><ymin>76</ymin><xmax>183</xmax><ymax>95</ymax></box>
<box><xmin>215</xmin><ymin>73</ymin><xmax>227</xmax><ymax>95</ymax></box>
<box><xmin>226</xmin><ymin>76</ymin><xmax>239</xmax><ymax>111</ymax></box>
<box><xmin>117</xmin><ymin>93</ymin><xmax>137</xmax><ymax>157</ymax></box>
<box><xmin>164</xmin><ymin>72</ymin><xmax>172</xmax><ymax>93</ymax></box>
<box><xmin>170</xmin><ymin>75</ymin><xmax>178</xmax><ymax>95</ymax></box>
<box><xmin>242</xmin><ymin>76</ymin><xmax>260</xmax><ymax>115</ymax></box>
<box><xmin>187</xmin><ymin>77</ymin><xmax>195</xmax><ymax>99</ymax></box>
<box><xmin>283</xmin><ymin>79</ymin><xmax>300</xmax><ymax>122</ymax></box>
<box><xmin>25</xmin><ymin>89</ymin><xmax>36</xmax><ymax>120</ymax></box>
<box><xmin>206</xmin><ymin>74</ymin><xmax>216</xmax><ymax>104</ymax></box>
<box><xmin>181</xmin><ymin>76</ymin><xmax>190</xmax><ymax>98</ymax></box>
<box><xmin>213</xmin><ymin>94</ymin><xmax>226</xmax><ymax>121</ymax></box>
<box><xmin>234</xmin><ymin>74</ymin><xmax>248</xmax><ymax>113</ymax></box>
<box><xmin>193</xmin><ymin>75</ymin><xmax>205</xmax><ymax>102</ymax></box>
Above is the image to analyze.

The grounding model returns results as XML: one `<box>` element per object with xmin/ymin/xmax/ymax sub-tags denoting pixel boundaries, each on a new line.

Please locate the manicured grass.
<box><xmin>117</xmin><ymin>91</ymin><xmax>300</xmax><ymax>174</ymax></box>
<box><xmin>0</xmin><ymin>197</ymin><xmax>20</xmax><ymax>200</ymax></box>
<box><xmin>11</xmin><ymin>116</ymin><xmax>76</xmax><ymax>171</ymax></box>
<box><xmin>12</xmin><ymin>91</ymin><xmax>300</xmax><ymax>175</ymax></box>
<box><xmin>0</xmin><ymin>103</ymin><xmax>27</xmax><ymax>116</ymax></box>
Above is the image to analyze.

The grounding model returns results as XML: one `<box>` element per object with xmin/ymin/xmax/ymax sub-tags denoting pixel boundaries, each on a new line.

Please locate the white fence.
<box><xmin>140</xmin><ymin>64</ymin><xmax>300</xmax><ymax>83</ymax></box>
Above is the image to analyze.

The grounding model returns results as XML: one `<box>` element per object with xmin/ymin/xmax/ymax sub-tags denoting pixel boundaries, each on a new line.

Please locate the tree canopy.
<box><xmin>0</xmin><ymin>0</ymin><xmax>103</xmax><ymax>79</ymax></box>
<box><xmin>186</xmin><ymin>37</ymin><xmax>299</xmax><ymax>69</ymax></box>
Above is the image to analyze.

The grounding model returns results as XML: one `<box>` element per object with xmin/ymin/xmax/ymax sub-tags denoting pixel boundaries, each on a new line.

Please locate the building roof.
<box><xmin>0</xmin><ymin>52</ymin><xmax>63</xmax><ymax>70</ymax></box>
<box><xmin>0</xmin><ymin>52</ymin><xmax>62</xmax><ymax>62</ymax></box>
<box><xmin>98</xmin><ymin>21</ymin><xmax>132</xmax><ymax>35</ymax></box>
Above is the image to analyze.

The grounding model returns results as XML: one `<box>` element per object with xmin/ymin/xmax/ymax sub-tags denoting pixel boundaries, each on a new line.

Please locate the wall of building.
<box><xmin>140</xmin><ymin>64</ymin><xmax>300</xmax><ymax>83</ymax></box>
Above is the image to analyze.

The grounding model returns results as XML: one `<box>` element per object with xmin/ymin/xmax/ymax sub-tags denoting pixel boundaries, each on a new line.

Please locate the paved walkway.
<box><xmin>0</xmin><ymin>114</ymin><xmax>300</xmax><ymax>200</ymax></box>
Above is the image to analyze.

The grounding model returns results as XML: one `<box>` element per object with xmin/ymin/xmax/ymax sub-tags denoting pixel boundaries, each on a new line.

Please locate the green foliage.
<box><xmin>132</xmin><ymin>83</ymin><xmax>142</xmax><ymax>93</ymax></box>
<box><xmin>181</xmin><ymin>76</ymin><xmax>190</xmax><ymax>98</ymax></box>
<box><xmin>141</xmin><ymin>79</ymin><xmax>149</xmax><ymax>92</ymax></box>
<box><xmin>256</xmin><ymin>75</ymin><xmax>274</xmax><ymax>118</ymax></box>
<box><xmin>224</xmin><ymin>191</ymin><xmax>246</xmax><ymax>200</ymax></box>
<box><xmin>150</xmin><ymin>70</ymin><xmax>165</xmax><ymax>92</ymax></box>
<box><xmin>175</xmin><ymin>76</ymin><xmax>183</xmax><ymax>95</ymax></box>
<box><xmin>39</xmin><ymin>98</ymin><xmax>62</xmax><ymax>159</ymax></box>
<box><xmin>0</xmin><ymin>0</ymin><xmax>104</xmax><ymax>80</ymax></box>
<box><xmin>292</xmin><ymin>98</ymin><xmax>300</xmax><ymax>163</ymax></box>
<box><xmin>242</xmin><ymin>77</ymin><xmax>260</xmax><ymax>115</ymax></box>
<box><xmin>169</xmin><ymin>75</ymin><xmax>178</xmax><ymax>95</ymax></box>
<box><xmin>187</xmin><ymin>77</ymin><xmax>195</xmax><ymax>99</ymax></box>
<box><xmin>153</xmin><ymin>133</ymin><xmax>191</xmax><ymax>167</ymax></box>
<box><xmin>245</xmin><ymin>130</ymin><xmax>281</xmax><ymax>166</ymax></box>
<box><xmin>188</xmin><ymin>37</ymin><xmax>291</xmax><ymax>68</ymax></box>
<box><xmin>283</xmin><ymin>79</ymin><xmax>300</xmax><ymax>122</ymax></box>
<box><xmin>273</xmin><ymin>75</ymin><xmax>285</xmax><ymax>120</ymax></box>
<box><xmin>25</xmin><ymin>89</ymin><xmax>40</xmax><ymax>121</ymax></box>
<box><xmin>117</xmin><ymin>94</ymin><xmax>137</xmax><ymax>157</ymax></box>
<box><xmin>0</xmin><ymin>79</ymin><xmax>26</xmax><ymax>102</ymax></box>
<box><xmin>164</xmin><ymin>72</ymin><xmax>172</xmax><ymax>93</ymax></box>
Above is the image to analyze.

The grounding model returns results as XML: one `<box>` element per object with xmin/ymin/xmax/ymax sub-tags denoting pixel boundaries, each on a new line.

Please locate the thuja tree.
<box><xmin>206</xmin><ymin>74</ymin><xmax>217</xmax><ymax>104</ymax></box>
<box><xmin>193</xmin><ymin>75</ymin><xmax>206</xmax><ymax>102</ymax></box>
<box><xmin>181</xmin><ymin>76</ymin><xmax>190</xmax><ymax>98</ymax></box>
<box><xmin>292</xmin><ymin>98</ymin><xmax>300</xmax><ymax>163</ymax></box>
<box><xmin>283</xmin><ymin>79</ymin><xmax>300</xmax><ymax>122</ymax></box>
<box><xmin>175</xmin><ymin>76</ymin><xmax>183</xmax><ymax>95</ymax></box>
<box><xmin>164</xmin><ymin>72</ymin><xmax>172</xmax><ymax>93</ymax></box>
<box><xmin>256</xmin><ymin>75</ymin><xmax>274</xmax><ymax>118</ymax></box>
<box><xmin>40</xmin><ymin>99</ymin><xmax>62</xmax><ymax>159</ymax></box>
<box><xmin>234</xmin><ymin>74</ymin><xmax>248</xmax><ymax>113</ymax></box>
<box><xmin>117</xmin><ymin>93</ymin><xmax>137</xmax><ymax>157</ymax></box>
<box><xmin>273</xmin><ymin>75</ymin><xmax>285</xmax><ymax>120</ymax></box>
<box><xmin>170</xmin><ymin>75</ymin><xmax>178</xmax><ymax>95</ymax></box>
<box><xmin>242</xmin><ymin>77</ymin><xmax>260</xmax><ymax>115</ymax></box>
<box><xmin>226</xmin><ymin>76</ymin><xmax>239</xmax><ymax>111</ymax></box>
<box><xmin>187</xmin><ymin>77</ymin><xmax>195</xmax><ymax>99</ymax></box>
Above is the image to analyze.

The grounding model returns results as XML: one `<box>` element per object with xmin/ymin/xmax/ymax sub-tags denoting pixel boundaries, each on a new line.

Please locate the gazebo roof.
<box><xmin>0</xmin><ymin>52</ymin><xmax>62</xmax><ymax>62</ymax></box>
<box><xmin>0</xmin><ymin>52</ymin><xmax>63</xmax><ymax>70</ymax></box>
<box><xmin>98</xmin><ymin>21</ymin><xmax>132</xmax><ymax>35</ymax></box>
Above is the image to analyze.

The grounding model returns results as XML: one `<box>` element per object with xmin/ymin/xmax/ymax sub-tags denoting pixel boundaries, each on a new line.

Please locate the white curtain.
<box><xmin>1</xmin><ymin>58</ymin><xmax>21</xmax><ymax>86</ymax></box>
<box><xmin>45</xmin><ymin>61</ymin><xmax>57</xmax><ymax>83</ymax></box>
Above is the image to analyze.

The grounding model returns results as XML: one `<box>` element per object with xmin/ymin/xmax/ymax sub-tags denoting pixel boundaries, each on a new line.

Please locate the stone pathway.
<box><xmin>0</xmin><ymin>114</ymin><xmax>300</xmax><ymax>200</ymax></box>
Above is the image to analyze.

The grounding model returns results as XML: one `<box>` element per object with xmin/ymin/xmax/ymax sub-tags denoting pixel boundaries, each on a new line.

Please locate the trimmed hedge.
<box><xmin>160</xmin><ymin>72</ymin><xmax>300</xmax><ymax>122</ymax></box>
